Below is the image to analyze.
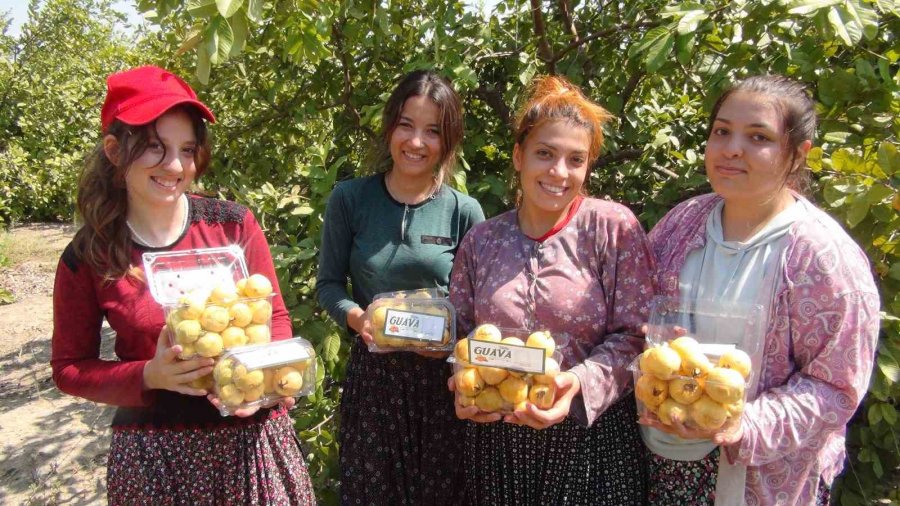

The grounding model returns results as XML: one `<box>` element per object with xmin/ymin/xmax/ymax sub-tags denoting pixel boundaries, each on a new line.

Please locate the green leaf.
<box><xmin>176</xmin><ymin>25</ymin><xmax>204</xmax><ymax>56</ymax></box>
<box><xmin>196</xmin><ymin>42</ymin><xmax>211</xmax><ymax>84</ymax></box>
<box><xmin>635</xmin><ymin>26</ymin><xmax>675</xmax><ymax>72</ymax></box>
<box><xmin>229</xmin><ymin>12</ymin><xmax>249</xmax><ymax>57</ymax></box>
<box><xmin>206</xmin><ymin>16</ymin><xmax>234</xmax><ymax>65</ymax></box>
<box><xmin>291</xmin><ymin>205</ymin><xmax>314</xmax><ymax>215</ymax></box>
<box><xmin>322</xmin><ymin>333</ymin><xmax>340</xmax><ymax>362</ymax></box>
<box><xmin>877</xmin><ymin>354</ymin><xmax>900</xmax><ymax>382</ymax></box>
<box><xmin>247</xmin><ymin>0</ymin><xmax>263</xmax><ymax>22</ymax></box>
<box><xmin>788</xmin><ymin>0</ymin><xmax>843</xmax><ymax>16</ymax></box>
<box><xmin>868</xmin><ymin>403</ymin><xmax>884</xmax><ymax>425</ymax></box>
<box><xmin>216</xmin><ymin>0</ymin><xmax>243</xmax><ymax>18</ymax></box>
<box><xmin>827</xmin><ymin>1</ymin><xmax>878</xmax><ymax>46</ymax></box>
<box><xmin>881</xmin><ymin>403</ymin><xmax>898</xmax><ymax>425</ymax></box>
<box><xmin>807</xmin><ymin>147</ymin><xmax>824</xmax><ymax>172</ymax></box>
<box><xmin>824</xmin><ymin>131</ymin><xmax>852</xmax><ymax>144</ymax></box>
<box><xmin>846</xmin><ymin>196</ymin><xmax>870</xmax><ymax>227</ymax></box>
<box><xmin>187</xmin><ymin>0</ymin><xmax>218</xmax><ymax>18</ymax></box>
<box><xmin>676</xmin><ymin>33</ymin><xmax>696</xmax><ymax>66</ymax></box>
<box><xmin>877</xmin><ymin>142</ymin><xmax>900</xmax><ymax>176</ymax></box>
<box><xmin>677</xmin><ymin>10</ymin><xmax>708</xmax><ymax>34</ymax></box>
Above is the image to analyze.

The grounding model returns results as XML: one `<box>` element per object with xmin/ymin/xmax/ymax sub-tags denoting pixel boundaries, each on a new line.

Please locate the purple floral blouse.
<box><xmin>650</xmin><ymin>193</ymin><xmax>880</xmax><ymax>506</ymax></box>
<box><xmin>449</xmin><ymin>197</ymin><xmax>656</xmax><ymax>425</ymax></box>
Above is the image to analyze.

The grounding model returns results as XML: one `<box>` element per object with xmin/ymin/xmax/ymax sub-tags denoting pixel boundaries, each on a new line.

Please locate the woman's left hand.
<box><xmin>638</xmin><ymin>411</ymin><xmax>743</xmax><ymax>446</ymax></box>
<box><xmin>207</xmin><ymin>394</ymin><xmax>296</xmax><ymax>418</ymax></box>
<box><xmin>504</xmin><ymin>371</ymin><xmax>581</xmax><ymax>430</ymax></box>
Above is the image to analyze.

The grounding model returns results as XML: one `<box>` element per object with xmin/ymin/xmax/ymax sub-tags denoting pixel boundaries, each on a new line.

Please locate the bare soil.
<box><xmin>0</xmin><ymin>224</ymin><xmax>114</xmax><ymax>505</ymax></box>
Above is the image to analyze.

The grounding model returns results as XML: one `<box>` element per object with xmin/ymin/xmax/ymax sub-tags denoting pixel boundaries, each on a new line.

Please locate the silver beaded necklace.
<box><xmin>127</xmin><ymin>194</ymin><xmax>189</xmax><ymax>248</ymax></box>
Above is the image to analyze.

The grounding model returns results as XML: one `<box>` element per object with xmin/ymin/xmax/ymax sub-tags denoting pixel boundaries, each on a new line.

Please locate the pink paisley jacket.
<box><xmin>650</xmin><ymin>193</ymin><xmax>880</xmax><ymax>506</ymax></box>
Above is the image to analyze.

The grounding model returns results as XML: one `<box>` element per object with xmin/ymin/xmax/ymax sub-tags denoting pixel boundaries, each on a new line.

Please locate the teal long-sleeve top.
<box><xmin>316</xmin><ymin>173</ymin><xmax>485</xmax><ymax>330</ymax></box>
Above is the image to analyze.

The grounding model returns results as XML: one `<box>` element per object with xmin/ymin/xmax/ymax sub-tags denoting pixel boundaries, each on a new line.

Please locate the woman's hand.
<box><xmin>347</xmin><ymin>307</ymin><xmax>374</xmax><ymax>345</ymax></box>
<box><xmin>638</xmin><ymin>410</ymin><xmax>743</xmax><ymax>446</ymax></box>
<box><xmin>504</xmin><ymin>371</ymin><xmax>581</xmax><ymax>430</ymax></box>
<box><xmin>447</xmin><ymin>375</ymin><xmax>503</xmax><ymax>423</ymax></box>
<box><xmin>143</xmin><ymin>328</ymin><xmax>215</xmax><ymax>395</ymax></box>
<box><xmin>207</xmin><ymin>393</ymin><xmax>297</xmax><ymax>418</ymax></box>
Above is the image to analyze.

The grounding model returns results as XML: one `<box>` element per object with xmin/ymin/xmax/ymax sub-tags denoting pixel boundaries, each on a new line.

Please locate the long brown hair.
<box><xmin>71</xmin><ymin>106</ymin><xmax>211</xmax><ymax>280</ymax></box>
<box><xmin>371</xmin><ymin>70</ymin><xmax>463</xmax><ymax>183</ymax></box>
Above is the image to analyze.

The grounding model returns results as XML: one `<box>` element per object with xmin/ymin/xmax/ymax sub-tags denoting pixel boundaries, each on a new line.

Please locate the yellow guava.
<box><xmin>245</xmin><ymin>324</ymin><xmax>270</xmax><ymax>345</ymax></box>
<box><xmin>213</xmin><ymin>358</ymin><xmax>234</xmax><ymax>386</ymax></box>
<box><xmin>242</xmin><ymin>383</ymin><xmax>266</xmax><ymax>402</ymax></box>
<box><xmin>475</xmin><ymin>387</ymin><xmax>504</xmax><ymax>412</ymax></box>
<box><xmin>668</xmin><ymin>377</ymin><xmax>703</xmax><ymax>405</ymax></box>
<box><xmin>243</xmin><ymin>274</ymin><xmax>273</xmax><ymax>298</ymax></box>
<box><xmin>232</xmin><ymin>364</ymin><xmax>265</xmax><ymax>391</ymax></box>
<box><xmin>188</xmin><ymin>373</ymin><xmax>214</xmax><ymax>391</ymax></box>
<box><xmin>177</xmin><ymin>344</ymin><xmax>196</xmax><ymax>360</ymax></box>
<box><xmin>458</xmin><ymin>395</ymin><xmax>476</xmax><ymax>408</ymax></box>
<box><xmin>472</xmin><ymin>324</ymin><xmax>502</xmax><ymax>342</ymax></box>
<box><xmin>478</xmin><ymin>366</ymin><xmax>509</xmax><ymax>386</ymax></box>
<box><xmin>219</xmin><ymin>384</ymin><xmax>245</xmax><ymax>407</ymax></box>
<box><xmin>533</xmin><ymin>356</ymin><xmax>560</xmax><ymax>384</ymax></box>
<box><xmin>454</xmin><ymin>338</ymin><xmax>472</xmax><ymax>367</ymax></box>
<box><xmin>220</xmin><ymin>326</ymin><xmax>248</xmax><ymax>349</ymax></box>
<box><xmin>498</xmin><ymin>376</ymin><xmax>528</xmax><ymax>404</ymax></box>
<box><xmin>455</xmin><ymin>367</ymin><xmax>485</xmax><ymax>397</ymax></box>
<box><xmin>194</xmin><ymin>332</ymin><xmax>224</xmax><ymax>358</ymax></box>
<box><xmin>717</xmin><ymin>349</ymin><xmax>752</xmax><ymax>380</ymax></box>
<box><xmin>528</xmin><ymin>383</ymin><xmax>556</xmax><ymax>410</ymax></box>
<box><xmin>209</xmin><ymin>283</ymin><xmax>239</xmax><ymax>307</ymax></box>
<box><xmin>724</xmin><ymin>398</ymin><xmax>744</xmax><ymax>419</ymax></box>
<box><xmin>274</xmin><ymin>366</ymin><xmax>304</xmax><ymax>396</ymax></box>
<box><xmin>689</xmin><ymin>395</ymin><xmax>728</xmax><ymax>431</ymax></box>
<box><xmin>639</xmin><ymin>345</ymin><xmax>682</xmax><ymax>379</ymax></box>
<box><xmin>235</xmin><ymin>278</ymin><xmax>248</xmax><ymax>297</ymax></box>
<box><xmin>178</xmin><ymin>291</ymin><xmax>207</xmax><ymax>320</ymax></box>
<box><xmin>228</xmin><ymin>302</ymin><xmax>253</xmax><ymax>328</ymax></box>
<box><xmin>248</xmin><ymin>299</ymin><xmax>272</xmax><ymax>325</ymax></box>
<box><xmin>525</xmin><ymin>330</ymin><xmax>555</xmax><ymax>358</ymax></box>
<box><xmin>199</xmin><ymin>305</ymin><xmax>230</xmax><ymax>333</ymax></box>
<box><xmin>174</xmin><ymin>319</ymin><xmax>202</xmax><ymax>346</ymax></box>
<box><xmin>657</xmin><ymin>398</ymin><xmax>689</xmax><ymax>426</ymax></box>
<box><xmin>704</xmin><ymin>367</ymin><xmax>745</xmax><ymax>404</ymax></box>
<box><xmin>635</xmin><ymin>374</ymin><xmax>668</xmax><ymax>408</ymax></box>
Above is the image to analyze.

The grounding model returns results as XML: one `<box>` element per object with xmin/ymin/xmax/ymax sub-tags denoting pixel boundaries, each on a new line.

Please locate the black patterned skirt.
<box><xmin>338</xmin><ymin>342</ymin><xmax>466</xmax><ymax>506</ymax></box>
<box><xmin>107</xmin><ymin>411</ymin><xmax>315</xmax><ymax>505</ymax></box>
<box><xmin>464</xmin><ymin>395</ymin><xmax>647</xmax><ymax>506</ymax></box>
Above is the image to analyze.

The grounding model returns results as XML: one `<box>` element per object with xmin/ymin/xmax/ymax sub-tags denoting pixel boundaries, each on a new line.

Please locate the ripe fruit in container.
<box><xmin>177</xmin><ymin>344</ymin><xmax>196</xmax><ymax>360</ymax></box>
<box><xmin>526</xmin><ymin>330</ymin><xmax>555</xmax><ymax>358</ymax></box>
<box><xmin>274</xmin><ymin>366</ymin><xmax>304</xmax><ymax>396</ymax></box>
<box><xmin>718</xmin><ymin>349</ymin><xmax>752</xmax><ymax>380</ymax></box>
<box><xmin>235</xmin><ymin>278</ymin><xmax>248</xmax><ymax>296</ymax></box>
<box><xmin>188</xmin><ymin>373</ymin><xmax>214</xmax><ymax>391</ymax></box>
<box><xmin>455</xmin><ymin>368</ymin><xmax>485</xmax><ymax>397</ymax></box>
<box><xmin>669</xmin><ymin>336</ymin><xmax>712</xmax><ymax>378</ymax></box>
<box><xmin>454</xmin><ymin>338</ymin><xmax>472</xmax><ymax>367</ymax></box>
<box><xmin>228</xmin><ymin>302</ymin><xmax>253</xmax><ymax>327</ymax></box>
<box><xmin>174</xmin><ymin>319</ymin><xmax>202</xmax><ymax>345</ymax></box>
<box><xmin>233</xmin><ymin>365</ymin><xmax>264</xmax><ymax>391</ymax></box>
<box><xmin>195</xmin><ymin>332</ymin><xmax>224</xmax><ymax>358</ymax></box>
<box><xmin>639</xmin><ymin>346</ymin><xmax>681</xmax><ymax>379</ymax></box>
<box><xmin>213</xmin><ymin>359</ymin><xmax>234</xmax><ymax>385</ymax></box>
<box><xmin>209</xmin><ymin>283</ymin><xmax>239</xmax><ymax>306</ymax></box>
<box><xmin>724</xmin><ymin>399</ymin><xmax>744</xmax><ymax>418</ymax></box>
<box><xmin>221</xmin><ymin>326</ymin><xmax>248</xmax><ymax>349</ymax></box>
<box><xmin>243</xmin><ymin>383</ymin><xmax>266</xmax><ymax>402</ymax></box>
<box><xmin>475</xmin><ymin>387</ymin><xmax>504</xmax><ymax>412</ymax></box>
<box><xmin>178</xmin><ymin>291</ymin><xmax>207</xmax><ymax>320</ymax></box>
<box><xmin>248</xmin><ymin>299</ymin><xmax>273</xmax><ymax>324</ymax></box>
<box><xmin>245</xmin><ymin>324</ymin><xmax>271</xmax><ymax>345</ymax></box>
<box><xmin>657</xmin><ymin>398</ymin><xmax>689</xmax><ymax>425</ymax></box>
<box><xmin>635</xmin><ymin>374</ymin><xmax>668</xmax><ymax>408</ymax></box>
<box><xmin>498</xmin><ymin>376</ymin><xmax>528</xmax><ymax>404</ymax></box>
<box><xmin>458</xmin><ymin>395</ymin><xmax>476</xmax><ymax>408</ymax></box>
<box><xmin>243</xmin><ymin>274</ymin><xmax>273</xmax><ymax>298</ymax></box>
<box><xmin>689</xmin><ymin>395</ymin><xmax>728</xmax><ymax>431</ymax></box>
<box><xmin>529</xmin><ymin>383</ymin><xmax>556</xmax><ymax>410</ymax></box>
<box><xmin>219</xmin><ymin>384</ymin><xmax>245</xmax><ymax>407</ymax></box>
<box><xmin>533</xmin><ymin>357</ymin><xmax>560</xmax><ymax>384</ymax></box>
<box><xmin>263</xmin><ymin>369</ymin><xmax>276</xmax><ymax>393</ymax></box>
<box><xmin>669</xmin><ymin>377</ymin><xmax>703</xmax><ymax>405</ymax></box>
<box><xmin>704</xmin><ymin>368</ymin><xmax>745</xmax><ymax>404</ymax></box>
<box><xmin>478</xmin><ymin>366</ymin><xmax>509</xmax><ymax>385</ymax></box>
<box><xmin>200</xmin><ymin>305</ymin><xmax>230</xmax><ymax>333</ymax></box>
<box><xmin>473</xmin><ymin>324</ymin><xmax>502</xmax><ymax>342</ymax></box>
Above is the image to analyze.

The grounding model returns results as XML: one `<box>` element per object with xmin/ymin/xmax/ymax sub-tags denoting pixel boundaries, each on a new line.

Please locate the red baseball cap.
<box><xmin>100</xmin><ymin>65</ymin><xmax>215</xmax><ymax>133</ymax></box>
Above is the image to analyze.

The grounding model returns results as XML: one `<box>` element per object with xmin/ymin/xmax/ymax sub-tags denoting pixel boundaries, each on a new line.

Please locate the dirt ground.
<box><xmin>0</xmin><ymin>224</ymin><xmax>113</xmax><ymax>505</ymax></box>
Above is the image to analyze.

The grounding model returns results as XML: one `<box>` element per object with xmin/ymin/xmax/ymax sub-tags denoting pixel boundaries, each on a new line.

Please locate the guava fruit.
<box><xmin>635</xmin><ymin>374</ymin><xmax>668</xmax><ymax>408</ymax></box>
<box><xmin>525</xmin><ymin>331</ymin><xmax>555</xmax><ymax>358</ymax></box>
<box><xmin>533</xmin><ymin>357</ymin><xmax>560</xmax><ymax>384</ymax></box>
<box><xmin>245</xmin><ymin>324</ymin><xmax>270</xmax><ymax>345</ymax></box>
<box><xmin>669</xmin><ymin>377</ymin><xmax>703</xmax><ymax>405</ymax></box>
<box><xmin>274</xmin><ymin>366</ymin><xmax>304</xmax><ymax>396</ymax></box>
<box><xmin>639</xmin><ymin>345</ymin><xmax>681</xmax><ymax>379</ymax></box>
<box><xmin>689</xmin><ymin>395</ymin><xmax>728</xmax><ymax>431</ymax></box>
<box><xmin>478</xmin><ymin>366</ymin><xmax>509</xmax><ymax>386</ymax></box>
<box><xmin>454</xmin><ymin>338</ymin><xmax>471</xmax><ymax>366</ymax></box>
<box><xmin>498</xmin><ymin>376</ymin><xmax>528</xmax><ymax>404</ymax></box>
<box><xmin>704</xmin><ymin>367</ymin><xmax>745</xmax><ymax>404</ymax></box>
<box><xmin>199</xmin><ymin>305</ymin><xmax>230</xmax><ymax>333</ymax></box>
<box><xmin>472</xmin><ymin>324</ymin><xmax>502</xmax><ymax>342</ymax></box>
<box><xmin>243</xmin><ymin>274</ymin><xmax>273</xmax><ymax>298</ymax></box>
<box><xmin>228</xmin><ymin>302</ymin><xmax>253</xmax><ymax>328</ymax></box>
<box><xmin>657</xmin><ymin>398</ymin><xmax>689</xmax><ymax>426</ymax></box>
<box><xmin>242</xmin><ymin>383</ymin><xmax>266</xmax><ymax>402</ymax></box>
<box><xmin>232</xmin><ymin>364</ymin><xmax>264</xmax><ymax>391</ymax></box>
<box><xmin>195</xmin><ymin>332</ymin><xmax>224</xmax><ymax>358</ymax></box>
<box><xmin>528</xmin><ymin>383</ymin><xmax>556</xmax><ymax>410</ymax></box>
<box><xmin>458</xmin><ymin>395</ymin><xmax>476</xmax><ymax>408</ymax></box>
<box><xmin>455</xmin><ymin>367</ymin><xmax>485</xmax><ymax>397</ymax></box>
<box><xmin>475</xmin><ymin>387</ymin><xmax>504</xmax><ymax>412</ymax></box>
<box><xmin>220</xmin><ymin>326</ymin><xmax>248</xmax><ymax>349</ymax></box>
<box><xmin>209</xmin><ymin>283</ymin><xmax>239</xmax><ymax>306</ymax></box>
<box><xmin>248</xmin><ymin>299</ymin><xmax>272</xmax><ymax>325</ymax></box>
<box><xmin>213</xmin><ymin>358</ymin><xmax>234</xmax><ymax>386</ymax></box>
<box><xmin>717</xmin><ymin>349</ymin><xmax>752</xmax><ymax>380</ymax></box>
<box><xmin>174</xmin><ymin>319</ymin><xmax>202</xmax><ymax>345</ymax></box>
<box><xmin>178</xmin><ymin>291</ymin><xmax>207</xmax><ymax>320</ymax></box>
<box><xmin>219</xmin><ymin>384</ymin><xmax>245</xmax><ymax>407</ymax></box>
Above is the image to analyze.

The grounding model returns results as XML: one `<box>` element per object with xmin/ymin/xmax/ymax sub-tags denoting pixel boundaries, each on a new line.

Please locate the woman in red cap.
<box><xmin>50</xmin><ymin>66</ymin><xmax>315</xmax><ymax>505</ymax></box>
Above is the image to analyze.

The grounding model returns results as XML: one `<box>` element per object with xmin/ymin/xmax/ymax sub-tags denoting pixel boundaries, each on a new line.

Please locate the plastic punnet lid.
<box><xmin>143</xmin><ymin>245</ymin><xmax>249</xmax><ymax>305</ymax></box>
<box><xmin>645</xmin><ymin>296</ymin><xmax>765</xmax><ymax>357</ymax></box>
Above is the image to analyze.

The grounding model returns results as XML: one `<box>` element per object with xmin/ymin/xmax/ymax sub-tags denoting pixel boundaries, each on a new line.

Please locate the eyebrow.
<box><xmin>399</xmin><ymin>114</ymin><xmax>440</xmax><ymax>128</ymax></box>
<box><xmin>713</xmin><ymin>118</ymin><xmax>776</xmax><ymax>130</ymax></box>
<box><xmin>535</xmin><ymin>141</ymin><xmax>587</xmax><ymax>154</ymax></box>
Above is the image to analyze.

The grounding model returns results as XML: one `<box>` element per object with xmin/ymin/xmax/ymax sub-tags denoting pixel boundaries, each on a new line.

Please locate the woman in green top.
<box><xmin>316</xmin><ymin>70</ymin><xmax>485</xmax><ymax>505</ymax></box>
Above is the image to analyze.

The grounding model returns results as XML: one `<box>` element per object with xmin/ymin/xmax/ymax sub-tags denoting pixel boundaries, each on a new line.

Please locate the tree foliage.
<box><xmin>1</xmin><ymin>0</ymin><xmax>898</xmax><ymax>503</ymax></box>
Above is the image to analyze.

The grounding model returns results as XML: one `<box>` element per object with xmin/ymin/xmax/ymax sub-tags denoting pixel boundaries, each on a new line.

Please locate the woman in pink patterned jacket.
<box><xmin>641</xmin><ymin>75</ymin><xmax>880</xmax><ymax>505</ymax></box>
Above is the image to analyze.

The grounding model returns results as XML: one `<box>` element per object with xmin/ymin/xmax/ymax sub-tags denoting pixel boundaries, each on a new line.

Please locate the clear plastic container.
<box><xmin>212</xmin><ymin>337</ymin><xmax>317</xmax><ymax>416</ymax></box>
<box><xmin>632</xmin><ymin>296</ymin><xmax>764</xmax><ymax>433</ymax></box>
<box><xmin>143</xmin><ymin>246</ymin><xmax>277</xmax><ymax>360</ymax></box>
<box><xmin>449</xmin><ymin>325</ymin><xmax>562</xmax><ymax>415</ymax></box>
<box><xmin>365</xmin><ymin>288</ymin><xmax>456</xmax><ymax>353</ymax></box>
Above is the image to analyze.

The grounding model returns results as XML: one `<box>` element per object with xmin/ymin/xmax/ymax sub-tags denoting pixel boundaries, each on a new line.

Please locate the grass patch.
<box><xmin>0</xmin><ymin>224</ymin><xmax>74</xmax><ymax>267</ymax></box>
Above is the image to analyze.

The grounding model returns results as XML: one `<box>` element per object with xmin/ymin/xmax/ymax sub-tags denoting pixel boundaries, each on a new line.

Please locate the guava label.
<box><xmin>239</xmin><ymin>341</ymin><xmax>310</xmax><ymax>369</ymax></box>
<box><xmin>382</xmin><ymin>309</ymin><xmax>446</xmax><ymax>342</ymax></box>
<box><xmin>468</xmin><ymin>340</ymin><xmax>546</xmax><ymax>374</ymax></box>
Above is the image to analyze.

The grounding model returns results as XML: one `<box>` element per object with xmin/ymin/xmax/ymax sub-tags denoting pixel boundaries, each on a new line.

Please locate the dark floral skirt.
<box><xmin>107</xmin><ymin>412</ymin><xmax>314</xmax><ymax>505</ymax></box>
<box><xmin>464</xmin><ymin>396</ymin><xmax>647</xmax><ymax>506</ymax></box>
<box><xmin>647</xmin><ymin>448</ymin><xmax>832</xmax><ymax>505</ymax></box>
<box><xmin>338</xmin><ymin>342</ymin><xmax>466</xmax><ymax>506</ymax></box>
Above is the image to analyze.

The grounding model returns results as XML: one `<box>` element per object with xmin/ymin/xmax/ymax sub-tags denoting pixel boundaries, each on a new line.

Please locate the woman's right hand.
<box><xmin>447</xmin><ymin>376</ymin><xmax>503</xmax><ymax>423</ymax></box>
<box><xmin>142</xmin><ymin>328</ymin><xmax>215</xmax><ymax>395</ymax></box>
<box><xmin>347</xmin><ymin>307</ymin><xmax>375</xmax><ymax>345</ymax></box>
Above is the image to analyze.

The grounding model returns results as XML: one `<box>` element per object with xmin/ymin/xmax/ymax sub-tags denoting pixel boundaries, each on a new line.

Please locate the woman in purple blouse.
<box><xmin>641</xmin><ymin>75</ymin><xmax>880</xmax><ymax>505</ymax></box>
<box><xmin>448</xmin><ymin>76</ymin><xmax>655</xmax><ymax>504</ymax></box>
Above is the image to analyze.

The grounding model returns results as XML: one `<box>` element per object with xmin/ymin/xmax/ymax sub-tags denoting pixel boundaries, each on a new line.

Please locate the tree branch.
<box><xmin>558</xmin><ymin>0</ymin><xmax>579</xmax><ymax>44</ymax></box>
<box><xmin>594</xmin><ymin>148</ymin><xmax>644</xmax><ymax>169</ymax></box>
<box><xmin>530</xmin><ymin>0</ymin><xmax>555</xmax><ymax>73</ymax></box>
<box><xmin>549</xmin><ymin>20</ymin><xmax>660</xmax><ymax>64</ymax></box>
<box><xmin>474</xmin><ymin>83</ymin><xmax>514</xmax><ymax>133</ymax></box>
<box><xmin>331</xmin><ymin>19</ymin><xmax>362</xmax><ymax>129</ymax></box>
<box><xmin>620</xmin><ymin>70</ymin><xmax>644</xmax><ymax>114</ymax></box>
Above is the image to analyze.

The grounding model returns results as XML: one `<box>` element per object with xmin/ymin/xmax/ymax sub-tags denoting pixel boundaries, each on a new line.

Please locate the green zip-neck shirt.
<box><xmin>316</xmin><ymin>173</ymin><xmax>485</xmax><ymax>329</ymax></box>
